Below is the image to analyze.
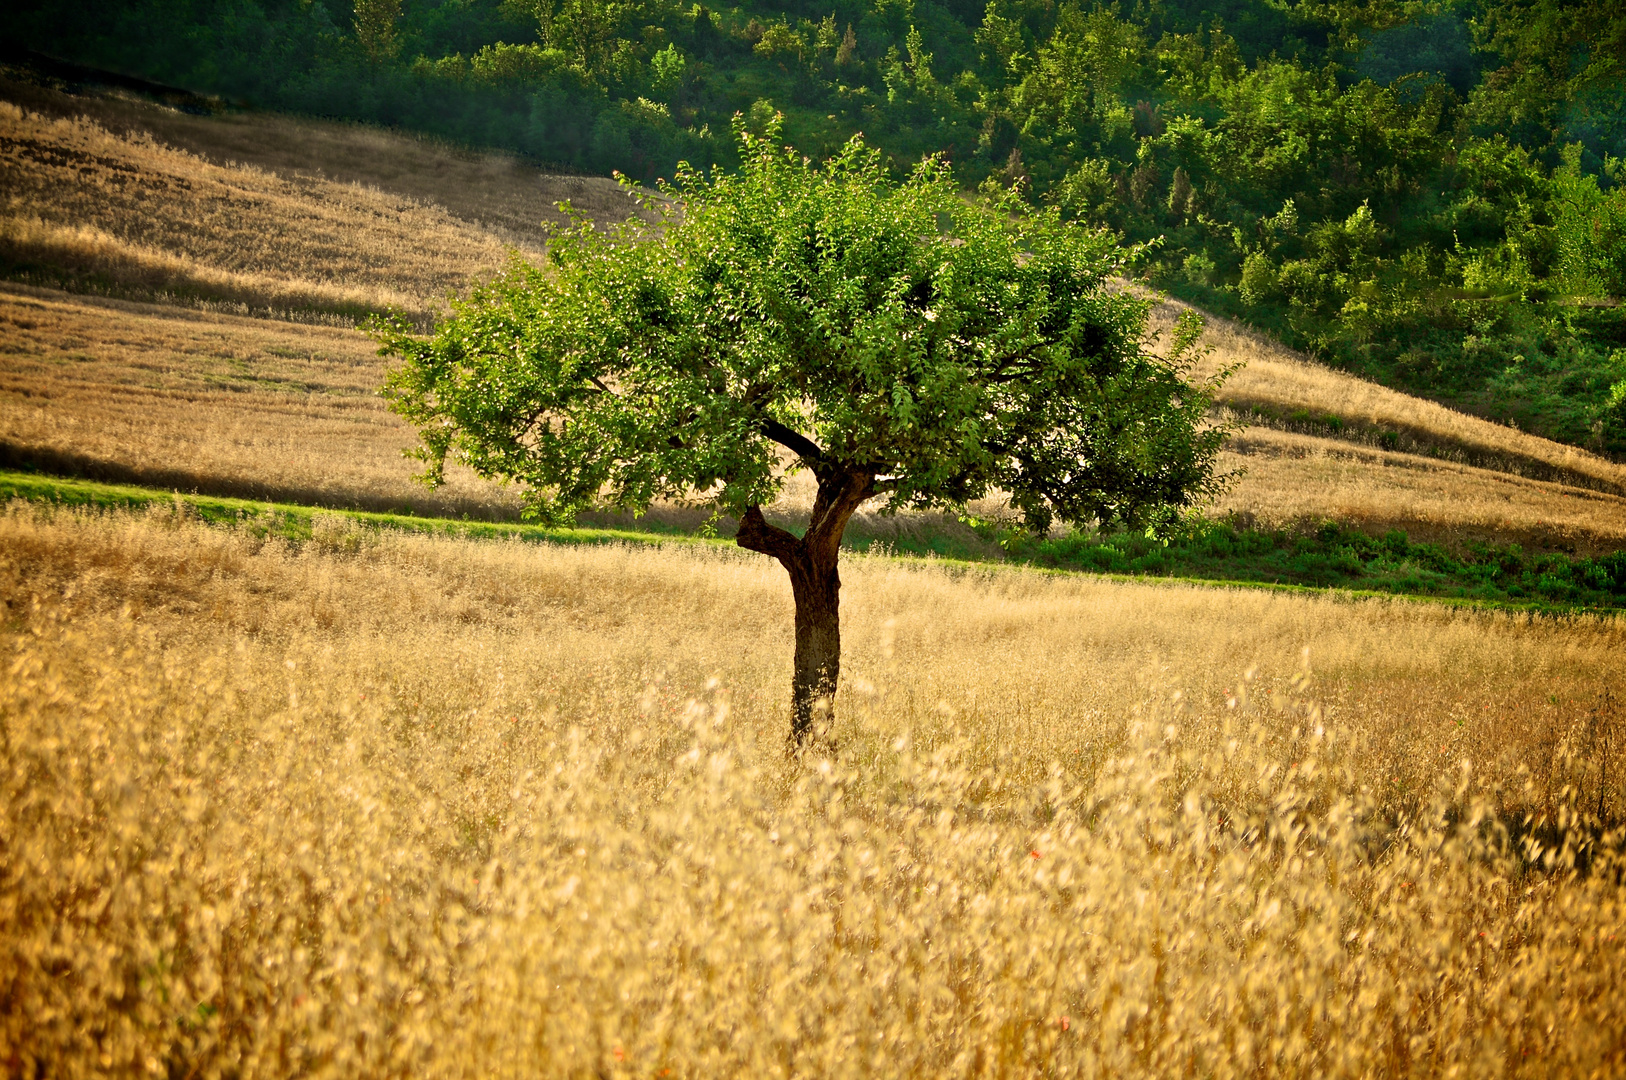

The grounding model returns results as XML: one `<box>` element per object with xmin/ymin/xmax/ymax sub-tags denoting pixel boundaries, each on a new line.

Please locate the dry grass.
<box><xmin>0</xmin><ymin>214</ymin><xmax>431</xmax><ymax>317</ymax></box>
<box><xmin>6</xmin><ymin>63</ymin><xmax>1625</xmax><ymax>1079</ymax></box>
<box><xmin>0</xmin><ymin>285</ymin><xmax>521</xmax><ymax>516</ymax></box>
<box><xmin>1216</xmin><ymin>428</ymin><xmax>1626</xmax><ymax>552</ymax></box>
<box><xmin>0</xmin><ymin>70</ymin><xmax>646</xmax><ymax>248</ymax></box>
<box><xmin>0</xmin><ymin>100</ymin><xmax>534</xmax><ymax>320</ymax></box>
<box><xmin>3</xmin><ymin>504</ymin><xmax>1623</xmax><ymax>1076</ymax></box>
<box><xmin>1148</xmin><ymin>296</ymin><xmax>1626</xmax><ymax>495</ymax></box>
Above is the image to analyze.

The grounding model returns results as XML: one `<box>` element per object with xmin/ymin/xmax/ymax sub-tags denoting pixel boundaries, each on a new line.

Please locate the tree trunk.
<box><xmin>786</xmin><ymin>549</ymin><xmax>841</xmax><ymax>744</ymax></box>
<box><xmin>735</xmin><ymin>468</ymin><xmax>875</xmax><ymax>747</ymax></box>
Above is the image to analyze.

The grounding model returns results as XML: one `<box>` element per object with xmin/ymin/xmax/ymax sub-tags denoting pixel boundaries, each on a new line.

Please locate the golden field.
<box><xmin>0</xmin><ymin>103</ymin><xmax>498</xmax><ymax>320</ymax></box>
<box><xmin>1215</xmin><ymin>428</ymin><xmax>1626</xmax><ymax>552</ymax></box>
<box><xmin>0</xmin><ymin>285</ymin><xmax>521</xmax><ymax>517</ymax></box>
<box><xmin>10</xmin><ymin>276</ymin><xmax>1626</xmax><ymax>548</ymax></box>
<box><xmin>1151</xmin><ymin>297</ymin><xmax>1626</xmax><ymax>497</ymax></box>
<box><xmin>0</xmin><ymin>69</ymin><xmax>639</xmax><ymax>251</ymax></box>
<box><xmin>4</xmin><ymin>73</ymin><xmax>1626</xmax><ymax>1077</ymax></box>
<box><xmin>3</xmin><ymin>504</ymin><xmax>1623</xmax><ymax>1076</ymax></box>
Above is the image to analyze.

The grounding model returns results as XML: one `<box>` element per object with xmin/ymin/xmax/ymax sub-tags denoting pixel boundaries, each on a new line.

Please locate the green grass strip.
<box><xmin>3</xmin><ymin>469</ymin><xmax>1621</xmax><ymax>618</ymax></box>
<box><xmin>0</xmin><ymin>470</ymin><xmax>731</xmax><ymax>549</ymax></box>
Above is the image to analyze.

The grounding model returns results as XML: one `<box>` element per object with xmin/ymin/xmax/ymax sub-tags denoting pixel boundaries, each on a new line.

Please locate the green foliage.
<box><xmin>9</xmin><ymin>0</ymin><xmax>1626</xmax><ymax>456</ymax></box>
<box><xmin>353</xmin><ymin>0</ymin><xmax>403</xmax><ymax>63</ymax></box>
<box><xmin>1551</xmin><ymin>146</ymin><xmax>1626</xmax><ymax>298</ymax></box>
<box><xmin>376</xmin><ymin>121</ymin><xmax>1229</xmax><ymax>531</ymax></box>
<box><xmin>1003</xmin><ymin>519</ymin><xmax>1626</xmax><ymax>609</ymax></box>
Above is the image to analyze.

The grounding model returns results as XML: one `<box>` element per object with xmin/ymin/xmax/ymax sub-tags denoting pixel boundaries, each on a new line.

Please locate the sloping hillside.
<box><xmin>0</xmin><ymin>68</ymin><xmax>643</xmax><ymax>252</ymax></box>
<box><xmin>0</xmin><ymin>285</ymin><xmax>521</xmax><ymax>518</ymax></box>
<box><xmin>2</xmin><ymin>77</ymin><xmax>1622</xmax><ymax>555</ymax></box>
<box><xmin>1155</xmin><ymin>299</ymin><xmax>1626</xmax><ymax>552</ymax></box>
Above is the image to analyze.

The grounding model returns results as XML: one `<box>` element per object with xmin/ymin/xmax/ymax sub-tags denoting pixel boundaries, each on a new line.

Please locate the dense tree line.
<box><xmin>5</xmin><ymin>0</ymin><xmax>1624</xmax><ymax>453</ymax></box>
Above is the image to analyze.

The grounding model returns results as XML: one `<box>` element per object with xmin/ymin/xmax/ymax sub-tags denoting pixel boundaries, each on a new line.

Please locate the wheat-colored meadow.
<box><xmin>0</xmin><ymin>99</ymin><xmax>533</xmax><ymax>320</ymax></box>
<box><xmin>0</xmin><ymin>83</ymin><xmax>651</xmax><ymax>322</ymax></box>
<box><xmin>1150</xmin><ymin>296</ymin><xmax>1626</xmax><ymax>496</ymax></box>
<box><xmin>0</xmin><ymin>285</ymin><xmax>522</xmax><ymax>517</ymax></box>
<box><xmin>4</xmin><ymin>503</ymin><xmax>1624</xmax><ymax>1076</ymax></box>
<box><xmin>5</xmin><ymin>64</ymin><xmax>1626</xmax><ymax>1080</ymax></box>
<box><xmin>1215</xmin><ymin>428</ymin><xmax>1626</xmax><ymax>552</ymax></box>
<box><xmin>0</xmin><ymin>69</ymin><xmax>641</xmax><ymax>249</ymax></box>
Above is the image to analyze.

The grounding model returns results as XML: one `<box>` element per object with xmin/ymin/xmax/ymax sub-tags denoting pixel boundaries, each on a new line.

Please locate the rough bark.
<box><xmin>735</xmin><ymin>468</ymin><xmax>875</xmax><ymax>746</ymax></box>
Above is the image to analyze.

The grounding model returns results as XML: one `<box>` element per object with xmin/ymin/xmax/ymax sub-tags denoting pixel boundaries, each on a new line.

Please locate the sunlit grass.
<box><xmin>3</xmin><ymin>505</ymin><xmax>1623</xmax><ymax>1076</ymax></box>
<box><xmin>4</xmin><ymin>75</ymin><xmax>1625</xmax><ymax>1079</ymax></box>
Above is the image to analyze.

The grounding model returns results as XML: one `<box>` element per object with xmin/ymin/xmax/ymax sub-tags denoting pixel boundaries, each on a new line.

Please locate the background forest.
<box><xmin>5</xmin><ymin>0</ymin><xmax>1625</xmax><ymax>455</ymax></box>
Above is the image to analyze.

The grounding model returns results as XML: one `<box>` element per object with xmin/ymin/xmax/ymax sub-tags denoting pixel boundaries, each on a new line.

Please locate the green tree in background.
<box><xmin>353</xmin><ymin>0</ymin><xmax>403</xmax><ymax>63</ymax></box>
<box><xmin>375</xmin><ymin>121</ymin><xmax>1230</xmax><ymax>744</ymax></box>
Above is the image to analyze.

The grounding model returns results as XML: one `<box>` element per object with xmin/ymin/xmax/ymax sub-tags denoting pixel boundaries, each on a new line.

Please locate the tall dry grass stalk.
<box><xmin>3</xmin><ymin>505</ymin><xmax>1624</xmax><ymax>1076</ymax></box>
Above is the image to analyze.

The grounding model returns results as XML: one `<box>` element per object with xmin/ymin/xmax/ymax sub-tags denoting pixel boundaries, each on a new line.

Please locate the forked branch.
<box><xmin>735</xmin><ymin>505</ymin><xmax>801</xmax><ymax>563</ymax></box>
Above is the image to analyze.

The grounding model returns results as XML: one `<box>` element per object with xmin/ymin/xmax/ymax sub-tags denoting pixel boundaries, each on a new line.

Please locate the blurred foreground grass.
<box><xmin>2</xmin><ymin>503</ymin><xmax>1624</xmax><ymax>1076</ymax></box>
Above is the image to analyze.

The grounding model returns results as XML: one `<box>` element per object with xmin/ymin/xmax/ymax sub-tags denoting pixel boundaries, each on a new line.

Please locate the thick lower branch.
<box><xmin>734</xmin><ymin>505</ymin><xmax>800</xmax><ymax>562</ymax></box>
<box><xmin>757</xmin><ymin>417</ymin><xmax>828</xmax><ymax>470</ymax></box>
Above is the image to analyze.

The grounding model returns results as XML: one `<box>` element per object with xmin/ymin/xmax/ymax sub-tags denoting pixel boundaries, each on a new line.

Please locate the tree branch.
<box><xmin>983</xmin><ymin>340</ymin><xmax>1048</xmax><ymax>381</ymax></box>
<box><xmin>734</xmin><ymin>505</ymin><xmax>801</xmax><ymax>563</ymax></box>
<box><xmin>758</xmin><ymin>416</ymin><xmax>827</xmax><ymax>468</ymax></box>
<box><xmin>518</xmin><ymin>406</ymin><xmax>552</xmax><ymax>438</ymax></box>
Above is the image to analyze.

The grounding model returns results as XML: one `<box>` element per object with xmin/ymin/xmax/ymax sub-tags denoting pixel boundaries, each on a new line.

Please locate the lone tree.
<box><xmin>375</xmin><ymin>122</ymin><xmax>1229</xmax><ymax>745</ymax></box>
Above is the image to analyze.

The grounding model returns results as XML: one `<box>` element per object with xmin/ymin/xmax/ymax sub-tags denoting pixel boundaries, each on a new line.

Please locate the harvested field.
<box><xmin>0</xmin><ymin>285</ymin><xmax>519</xmax><ymax>516</ymax></box>
<box><xmin>0</xmin><ymin>69</ymin><xmax>644</xmax><ymax>247</ymax></box>
<box><xmin>1216</xmin><ymin>428</ymin><xmax>1626</xmax><ymax>553</ymax></box>
<box><xmin>0</xmin><ymin>99</ymin><xmax>538</xmax><ymax>320</ymax></box>
<box><xmin>1148</xmin><ymin>296</ymin><xmax>1626</xmax><ymax>496</ymax></box>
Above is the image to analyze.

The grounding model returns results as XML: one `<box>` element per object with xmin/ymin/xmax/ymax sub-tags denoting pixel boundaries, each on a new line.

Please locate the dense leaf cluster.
<box><xmin>8</xmin><ymin>0</ymin><xmax>1624</xmax><ymax>454</ymax></box>
<box><xmin>376</xmin><ymin>122</ymin><xmax>1228</xmax><ymax>531</ymax></box>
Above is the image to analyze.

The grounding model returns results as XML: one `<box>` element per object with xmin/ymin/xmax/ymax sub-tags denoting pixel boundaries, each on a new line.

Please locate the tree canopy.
<box><xmin>376</xmin><ymin>121</ymin><xmax>1228</xmax><ymax>742</ymax></box>
<box><xmin>380</xmin><ymin>122</ymin><xmax>1226</xmax><ymax>531</ymax></box>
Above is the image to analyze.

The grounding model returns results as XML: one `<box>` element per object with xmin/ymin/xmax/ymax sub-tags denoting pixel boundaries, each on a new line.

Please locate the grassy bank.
<box><xmin>7</xmin><ymin>468</ymin><xmax>1625</xmax><ymax>614</ymax></box>
<box><xmin>1004</xmin><ymin>521</ymin><xmax>1626</xmax><ymax>611</ymax></box>
<box><xmin>0</xmin><ymin>469</ymin><xmax>709</xmax><ymax>548</ymax></box>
